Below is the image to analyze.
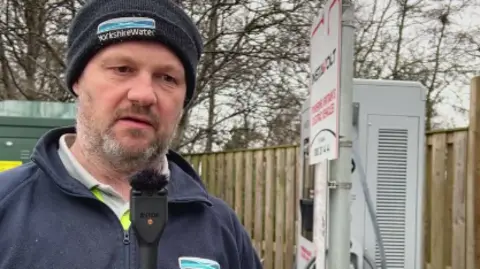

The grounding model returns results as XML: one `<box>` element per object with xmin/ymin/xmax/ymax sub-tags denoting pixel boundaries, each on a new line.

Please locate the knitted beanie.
<box><xmin>65</xmin><ymin>0</ymin><xmax>203</xmax><ymax>107</ymax></box>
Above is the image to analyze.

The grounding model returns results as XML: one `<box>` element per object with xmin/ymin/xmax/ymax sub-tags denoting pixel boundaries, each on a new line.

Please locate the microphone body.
<box><xmin>138</xmin><ymin>243</ymin><xmax>159</xmax><ymax>269</ymax></box>
<box><xmin>129</xmin><ymin>170</ymin><xmax>169</xmax><ymax>269</ymax></box>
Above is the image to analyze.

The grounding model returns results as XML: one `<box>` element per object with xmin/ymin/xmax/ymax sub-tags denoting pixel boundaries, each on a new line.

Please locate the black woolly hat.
<box><xmin>65</xmin><ymin>0</ymin><xmax>203</xmax><ymax>107</ymax></box>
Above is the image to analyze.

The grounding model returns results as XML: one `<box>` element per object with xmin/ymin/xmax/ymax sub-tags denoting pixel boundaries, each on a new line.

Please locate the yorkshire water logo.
<box><xmin>178</xmin><ymin>257</ymin><xmax>220</xmax><ymax>269</ymax></box>
<box><xmin>96</xmin><ymin>17</ymin><xmax>156</xmax><ymax>42</ymax></box>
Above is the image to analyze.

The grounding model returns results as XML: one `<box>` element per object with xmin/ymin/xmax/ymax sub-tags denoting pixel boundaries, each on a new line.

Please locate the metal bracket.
<box><xmin>339</xmin><ymin>140</ymin><xmax>353</xmax><ymax>147</ymax></box>
<box><xmin>328</xmin><ymin>181</ymin><xmax>352</xmax><ymax>189</ymax></box>
<box><xmin>352</xmin><ymin>102</ymin><xmax>359</xmax><ymax>127</ymax></box>
<box><xmin>308</xmin><ymin>188</ymin><xmax>315</xmax><ymax>199</ymax></box>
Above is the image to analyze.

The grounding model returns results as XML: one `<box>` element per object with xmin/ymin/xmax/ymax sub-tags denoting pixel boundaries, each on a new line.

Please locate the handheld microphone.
<box><xmin>129</xmin><ymin>169</ymin><xmax>169</xmax><ymax>269</ymax></box>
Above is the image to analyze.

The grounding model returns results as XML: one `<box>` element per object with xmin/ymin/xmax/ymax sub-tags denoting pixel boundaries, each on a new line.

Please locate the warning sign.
<box><xmin>0</xmin><ymin>161</ymin><xmax>23</xmax><ymax>172</ymax></box>
<box><xmin>309</xmin><ymin>0</ymin><xmax>342</xmax><ymax>164</ymax></box>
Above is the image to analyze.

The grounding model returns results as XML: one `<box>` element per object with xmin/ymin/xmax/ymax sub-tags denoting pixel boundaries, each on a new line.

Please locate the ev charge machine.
<box><xmin>296</xmin><ymin>79</ymin><xmax>426</xmax><ymax>269</ymax></box>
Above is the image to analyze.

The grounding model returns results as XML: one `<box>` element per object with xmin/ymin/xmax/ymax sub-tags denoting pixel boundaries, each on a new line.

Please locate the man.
<box><xmin>0</xmin><ymin>0</ymin><xmax>263</xmax><ymax>268</ymax></box>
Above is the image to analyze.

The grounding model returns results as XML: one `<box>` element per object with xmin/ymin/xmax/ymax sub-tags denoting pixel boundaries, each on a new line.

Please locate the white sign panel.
<box><xmin>309</xmin><ymin>0</ymin><xmax>342</xmax><ymax>164</ymax></box>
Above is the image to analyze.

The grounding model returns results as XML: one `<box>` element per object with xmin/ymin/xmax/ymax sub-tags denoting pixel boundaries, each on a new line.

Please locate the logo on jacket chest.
<box><xmin>178</xmin><ymin>257</ymin><xmax>220</xmax><ymax>269</ymax></box>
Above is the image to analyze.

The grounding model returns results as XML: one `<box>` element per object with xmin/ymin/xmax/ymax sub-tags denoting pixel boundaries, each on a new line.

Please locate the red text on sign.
<box><xmin>311</xmin><ymin>88</ymin><xmax>336</xmax><ymax>126</ymax></box>
<box><xmin>300</xmin><ymin>246</ymin><xmax>312</xmax><ymax>261</ymax></box>
<box><xmin>311</xmin><ymin>103</ymin><xmax>334</xmax><ymax>126</ymax></box>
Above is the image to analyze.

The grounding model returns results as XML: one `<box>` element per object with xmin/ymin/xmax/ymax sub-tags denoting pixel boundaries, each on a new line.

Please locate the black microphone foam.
<box><xmin>129</xmin><ymin>168</ymin><xmax>169</xmax><ymax>269</ymax></box>
<box><xmin>129</xmin><ymin>169</ymin><xmax>168</xmax><ymax>191</ymax></box>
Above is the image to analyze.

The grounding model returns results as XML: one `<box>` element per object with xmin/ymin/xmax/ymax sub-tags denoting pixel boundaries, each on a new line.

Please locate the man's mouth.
<box><xmin>119</xmin><ymin>115</ymin><xmax>154</xmax><ymax>127</ymax></box>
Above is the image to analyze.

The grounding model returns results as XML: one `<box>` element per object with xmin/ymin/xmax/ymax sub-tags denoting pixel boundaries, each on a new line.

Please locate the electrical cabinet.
<box><xmin>296</xmin><ymin>79</ymin><xmax>426</xmax><ymax>269</ymax></box>
<box><xmin>0</xmin><ymin>100</ymin><xmax>76</xmax><ymax>171</ymax></box>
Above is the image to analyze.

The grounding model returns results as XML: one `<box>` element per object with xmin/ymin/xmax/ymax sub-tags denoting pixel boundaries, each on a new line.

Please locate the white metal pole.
<box><xmin>327</xmin><ymin>1</ymin><xmax>355</xmax><ymax>269</ymax></box>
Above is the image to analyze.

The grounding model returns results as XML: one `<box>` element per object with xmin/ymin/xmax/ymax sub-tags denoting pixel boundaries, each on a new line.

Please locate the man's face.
<box><xmin>72</xmin><ymin>41</ymin><xmax>186</xmax><ymax>172</ymax></box>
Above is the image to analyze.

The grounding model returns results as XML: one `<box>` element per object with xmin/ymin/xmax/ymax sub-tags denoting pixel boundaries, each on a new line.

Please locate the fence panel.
<box><xmin>424</xmin><ymin>129</ymin><xmax>468</xmax><ymax>269</ymax></box>
<box><xmin>184</xmin><ymin>146</ymin><xmax>299</xmax><ymax>269</ymax></box>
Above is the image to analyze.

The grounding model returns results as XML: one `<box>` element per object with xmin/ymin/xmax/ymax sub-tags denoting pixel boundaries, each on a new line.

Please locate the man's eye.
<box><xmin>158</xmin><ymin>74</ymin><xmax>177</xmax><ymax>84</ymax></box>
<box><xmin>113</xmin><ymin>66</ymin><xmax>133</xmax><ymax>73</ymax></box>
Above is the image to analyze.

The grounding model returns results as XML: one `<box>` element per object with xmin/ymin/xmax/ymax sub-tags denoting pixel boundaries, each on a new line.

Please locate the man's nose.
<box><xmin>127</xmin><ymin>74</ymin><xmax>157</xmax><ymax>106</ymax></box>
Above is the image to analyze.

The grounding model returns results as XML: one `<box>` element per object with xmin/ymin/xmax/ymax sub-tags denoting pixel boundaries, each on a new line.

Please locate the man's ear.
<box><xmin>72</xmin><ymin>82</ymin><xmax>80</xmax><ymax>96</ymax></box>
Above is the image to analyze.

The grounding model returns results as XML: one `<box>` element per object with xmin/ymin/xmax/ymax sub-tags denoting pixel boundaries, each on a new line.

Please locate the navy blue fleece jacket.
<box><xmin>0</xmin><ymin>126</ymin><xmax>262</xmax><ymax>269</ymax></box>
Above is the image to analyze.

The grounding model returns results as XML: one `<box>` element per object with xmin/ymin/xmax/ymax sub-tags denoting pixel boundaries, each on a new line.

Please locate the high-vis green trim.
<box><xmin>120</xmin><ymin>211</ymin><xmax>130</xmax><ymax>230</ymax></box>
<box><xmin>91</xmin><ymin>188</ymin><xmax>103</xmax><ymax>202</ymax></box>
<box><xmin>91</xmin><ymin>188</ymin><xmax>131</xmax><ymax>230</ymax></box>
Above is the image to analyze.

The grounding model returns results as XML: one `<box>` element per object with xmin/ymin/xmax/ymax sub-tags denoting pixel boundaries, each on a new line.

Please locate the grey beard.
<box><xmin>80</xmin><ymin>128</ymin><xmax>168</xmax><ymax>175</ymax></box>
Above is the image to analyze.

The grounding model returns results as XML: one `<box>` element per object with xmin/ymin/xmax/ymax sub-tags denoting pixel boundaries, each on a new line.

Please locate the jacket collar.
<box><xmin>30</xmin><ymin>126</ymin><xmax>212</xmax><ymax>206</ymax></box>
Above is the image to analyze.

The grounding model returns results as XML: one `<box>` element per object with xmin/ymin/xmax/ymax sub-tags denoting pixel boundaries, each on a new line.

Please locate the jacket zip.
<box><xmin>85</xmin><ymin>195</ymin><xmax>133</xmax><ymax>268</ymax></box>
<box><xmin>46</xmin><ymin>181</ymin><xmax>132</xmax><ymax>268</ymax></box>
<box><xmin>123</xmin><ymin>229</ymin><xmax>131</xmax><ymax>269</ymax></box>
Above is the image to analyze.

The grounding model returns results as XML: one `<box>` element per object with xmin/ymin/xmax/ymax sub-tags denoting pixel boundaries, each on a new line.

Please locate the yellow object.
<box><xmin>0</xmin><ymin>161</ymin><xmax>23</xmax><ymax>172</ymax></box>
<box><xmin>120</xmin><ymin>211</ymin><xmax>131</xmax><ymax>230</ymax></box>
<box><xmin>91</xmin><ymin>188</ymin><xmax>131</xmax><ymax>230</ymax></box>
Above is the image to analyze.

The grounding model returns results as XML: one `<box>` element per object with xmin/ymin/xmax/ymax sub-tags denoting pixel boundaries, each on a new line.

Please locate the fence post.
<box><xmin>466</xmin><ymin>76</ymin><xmax>480</xmax><ymax>269</ymax></box>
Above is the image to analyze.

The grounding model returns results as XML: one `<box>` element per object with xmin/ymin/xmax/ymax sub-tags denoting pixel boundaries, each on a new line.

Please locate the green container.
<box><xmin>0</xmin><ymin>100</ymin><xmax>76</xmax><ymax>171</ymax></box>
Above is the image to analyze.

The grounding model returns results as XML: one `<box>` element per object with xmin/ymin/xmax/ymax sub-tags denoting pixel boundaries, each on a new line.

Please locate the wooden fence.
<box><xmin>424</xmin><ymin>128</ymin><xmax>471</xmax><ymax>269</ymax></box>
<box><xmin>183</xmin><ymin>146</ymin><xmax>300</xmax><ymax>269</ymax></box>
<box><xmin>423</xmin><ymin>76</ymin><xmax>480</xmax><ymax>269</ymax></box>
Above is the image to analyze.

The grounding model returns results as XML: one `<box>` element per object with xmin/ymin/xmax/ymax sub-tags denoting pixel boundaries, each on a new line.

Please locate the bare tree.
<box><xmin>353</xmin><ymin>0</ymin><xmax>479</xmax><ymax>131</ymax></box>
<box><xmin>169</xmin><ymin>0</ymin><xmax>323</xmax><ymax>152</ymax></box>
<box><xmin>0</xmin><ymin>0</ymin><xmax>82</xmax><ymax>101</ymax></box>
<box><xmin>1</xmin><ymin>0</ymin><xmax>479</xmax><ymax>152</ymax></box>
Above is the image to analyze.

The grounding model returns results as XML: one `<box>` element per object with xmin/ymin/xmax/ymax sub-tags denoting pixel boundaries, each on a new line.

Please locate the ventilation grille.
<box><xmin>375</xmin><ymin>128</ymin><xmax>408</xmax><ymax>268</ymax></box>
<box><xmin>20</xmin><ymin>149</ymin><xmax>31</xmax><ymax>160</ymax></box>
